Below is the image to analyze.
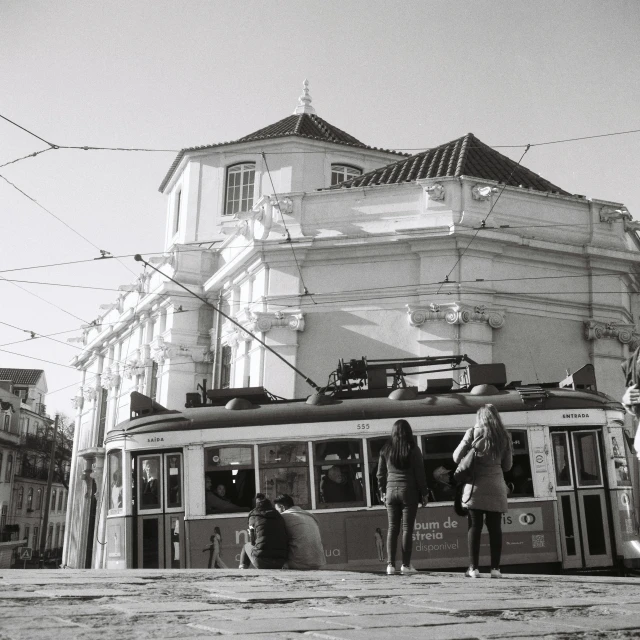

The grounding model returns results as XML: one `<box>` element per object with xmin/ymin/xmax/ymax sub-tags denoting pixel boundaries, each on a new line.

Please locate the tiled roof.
<box><xmin>158</xmin><ymin>114</ymin><xmax>405</xmax><ymax>192</ymax></box>
<box><xmin>329</xmin><ymin>133</ymin><xmax>570</xmax><ymax>195</ymax></box>
<box><xmin>0</xmin><ymin>369</ymin><xmax>44</xmax><ymax>386</ymax></box>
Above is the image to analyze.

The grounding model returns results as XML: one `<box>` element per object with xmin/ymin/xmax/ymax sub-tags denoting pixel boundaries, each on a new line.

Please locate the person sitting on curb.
<box><xmin>274</xmin><ymin>494</ymin><xmax>326</xmax><ymax>570</ymax></box>
<box><xmin>238</xmin><ymin>493</ymin><xmax>288</xmax><ymax>570</ymax></box>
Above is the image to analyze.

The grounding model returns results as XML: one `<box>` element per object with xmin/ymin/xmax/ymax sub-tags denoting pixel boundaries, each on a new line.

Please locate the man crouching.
<box><xmin>274</xmin><ymin>494</ymin><xmax>326</xmax><ymax>570</ymax></box>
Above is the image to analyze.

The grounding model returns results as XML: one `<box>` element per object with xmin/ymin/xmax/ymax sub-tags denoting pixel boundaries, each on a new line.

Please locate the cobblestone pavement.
<box><xmin>1</xmin><ymin>569</ymin><xmax>639</xmax><ymax>639</ymax></box>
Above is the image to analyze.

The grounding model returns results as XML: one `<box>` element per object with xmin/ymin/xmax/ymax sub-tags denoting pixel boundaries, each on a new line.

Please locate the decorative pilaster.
<box><xmin>149</xmin><ymin>335</ymin><xmax>213</xmax><ymax>364</ymax></box>
<box><xmin>82</xmin><ymin>382</ymin><xmax>99</xmax><ymax>403</ymax></box>
<box><xmin>99</xmin><ymin>368</ymin><xmax>121</xmax><ymax>390</ymax></box>
<box><xmin>584</xmin><ymin>320</ymin><xmax>640</xmax><ymax>350</ymax></box>
<box><xmin>407</xmin><ymin>302</ymin><xmax>505</xmax><ymax>329</ymax></box>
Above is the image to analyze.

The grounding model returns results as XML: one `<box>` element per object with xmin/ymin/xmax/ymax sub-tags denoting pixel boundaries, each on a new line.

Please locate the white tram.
<box><xmin>102</xmin><ymin>357</ymin><xmax>640</xmax><ymax>573</ymax></box>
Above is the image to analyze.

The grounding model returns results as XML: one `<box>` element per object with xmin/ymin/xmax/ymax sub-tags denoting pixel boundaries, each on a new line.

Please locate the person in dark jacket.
<box><xmin>377</xmin><ymin>419</ymin><xmax>428</xmax><ymax>575</ymax></box>
<box><xmin>238</xmin><ymin>493</ymin><xmax>288</xmax><ymax>569</ymax></box>
<box><xmin>453</xmin><ymin>404</ymin><xmax>513</xmax><ymax>579</ymax></box>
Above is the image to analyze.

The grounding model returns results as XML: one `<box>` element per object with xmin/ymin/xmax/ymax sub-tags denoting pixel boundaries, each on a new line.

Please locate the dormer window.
<box><xmin>331</xmin><ymin>164</ymin><xmax>362</xmax><ymax>186</ymax></box>
<box><xmin>225</xmin><ymin>163</ymin><xmax>256</xmax><ymax>215</ymax></box>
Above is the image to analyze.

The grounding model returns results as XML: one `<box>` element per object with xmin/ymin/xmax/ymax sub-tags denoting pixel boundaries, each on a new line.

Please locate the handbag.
<box><xmin>453</xmin><ymin>447</ymin><xmax>476</xmax><ymax>485</ymax></box>
<box><xmin>454</xmin><ymin>484</ymin><xmax>468</xmax><ymax>517</ymax></box>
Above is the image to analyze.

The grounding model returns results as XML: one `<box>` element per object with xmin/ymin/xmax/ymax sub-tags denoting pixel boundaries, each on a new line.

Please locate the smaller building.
<box><xmin>0</xmin><ymin>369</ymin><xmax>71</xmax><ymax>565</ymax></box>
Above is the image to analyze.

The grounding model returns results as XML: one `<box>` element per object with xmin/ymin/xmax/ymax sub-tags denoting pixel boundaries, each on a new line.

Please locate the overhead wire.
<box><xmin>261</xmin><ymin>151</ymin><xmax>316</xmax><ymax>303</ymax></box>
<box><xmin>436</xmin><ymin>145</ymin><xmax>531</xmax><ymax>293</ymax></box>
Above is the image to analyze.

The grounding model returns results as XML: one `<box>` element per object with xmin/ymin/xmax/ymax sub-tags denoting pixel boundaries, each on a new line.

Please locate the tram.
<box><xmin>102</xmin><ymin>356</ymin><xmax>640</xmax><ymax>573</ymax></box>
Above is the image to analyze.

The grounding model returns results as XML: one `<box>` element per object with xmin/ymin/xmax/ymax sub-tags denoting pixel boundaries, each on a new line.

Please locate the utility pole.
<box><xmin>39</xmin><ymin>414</ymin><xmax>59</xmax><ymax>568</ymax></box>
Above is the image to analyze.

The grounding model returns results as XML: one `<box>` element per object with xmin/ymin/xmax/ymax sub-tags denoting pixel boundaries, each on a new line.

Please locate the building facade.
<box><xmin>64</xmin><ymin>84</ymin><xmax>640</xmax><ymax>568</ymax></box>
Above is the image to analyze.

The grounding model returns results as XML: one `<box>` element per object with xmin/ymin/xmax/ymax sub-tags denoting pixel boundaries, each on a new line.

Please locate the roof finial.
<box><xmin>293</xmin><ymin>79</ymin><xmax>316</xmax><ymax>115</ymax></box>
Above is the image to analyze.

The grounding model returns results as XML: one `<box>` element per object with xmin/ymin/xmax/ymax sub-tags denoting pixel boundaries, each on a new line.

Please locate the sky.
<box><xmin>1</xmin><ymin>0</ymin><xmax>639</xmax><ymax>418</ymax></box>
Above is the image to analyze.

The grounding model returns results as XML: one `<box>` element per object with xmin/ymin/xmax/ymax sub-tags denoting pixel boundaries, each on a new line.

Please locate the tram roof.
<box><xmin>112</xmin><ymin>386</ymin><xmax>623</xmax><ymax>435</ymax></box>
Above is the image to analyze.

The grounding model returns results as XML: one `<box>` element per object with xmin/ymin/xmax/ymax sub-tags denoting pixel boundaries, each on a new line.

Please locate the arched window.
<box><xmin>35</xmin><ymin>488</ymin><xmax>42</xmax><ymax>510</ymax></box>
<box><xmin>4</xmin><ymin>454</ymin><xmax>12</xmax><ymax>482</ymax></box>
<box><xmin>51</xmin><ymin>489</ymin><xmax>57</xmax><ymax>512</ymax></box>
<box><xmin>225</xmin><ymin>163</ymin><xmax>256</xmax><ymax>215</ymax></box>
<box><xmin>331</xmin><ymin>164</ymin><xmax>362</xmax><ymax>186</ymax></box>
<box><xmin>3</xmin><ymin>413</ymin><xmax>10</xmax><ymax>431</ymax></box>
<box><xmin>26</xmin><ymin>488</ymin><xmax>33</xmax><ymax>510</ymax></box>
<box><xmin>17</xmin><ymin>486</ymin><xmax>24</xmax><ymax>509</ymax></box>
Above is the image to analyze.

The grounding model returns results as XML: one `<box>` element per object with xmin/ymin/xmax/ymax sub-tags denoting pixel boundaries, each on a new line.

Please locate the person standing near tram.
<box><xmin>377</xmin><ymin>419</ymin><xmax>429</xmax><ymax>575</ymax></box>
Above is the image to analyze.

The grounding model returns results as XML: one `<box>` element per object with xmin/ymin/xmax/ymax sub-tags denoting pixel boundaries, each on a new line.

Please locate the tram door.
<box><xmin>134</xmin><ymin>452</ymin><xmax>185</xmax><ymax>569</ymax></box>
<box><xmin>551</xmin><ymin>430</ymin><xmax>613</xmax><ymax>569</ymax></box>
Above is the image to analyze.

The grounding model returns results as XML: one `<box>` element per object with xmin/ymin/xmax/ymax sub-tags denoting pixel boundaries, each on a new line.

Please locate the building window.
<box><xmin>46</xmin><ymin>524</ymin><xmax>53</xmax><ymax>550</ymax></box>
<box><xmin>150</xmin><ymin>362</ymin><xmax>159</xmax><ymax>400</ymax></box>
<box><xmin>220</xmin><ymin>345</ymin><xmax>232</xmax><ymax>389</ymax></box>
<box><xmin>32</xmin><ymin>526</ymin><xmax>39</xmax><ymax>551</ymax></box>
<box><xmin>23</xmin><ymin>525</ymin><xmax>29</xmax><ymax>545</ymax></box>
<box><xmin>16</xmin><ymin>486</ymin><xmax>24</xmax><ymax>509</ymax></box>
<box><xmin>3</xmin><ymin>413</ymin><xmax>9</xmax><ymax>431</ymax></box>
<box><xmin>51</xmin><ymin>489</ymin><xmax>57</xmax><ymax>512</ymax></box>
<box><xmin>225</xmin><ymin>163</ymin><xmax>255</xmax><ymax>215</ymax></box>
<box><xmin>0</xmin><ymin>452</ymin><xmax>3</xmax><ymax>480</ymax></box>
<box><xmin>0</xmin><ymin>505</ymin><xmax>6</xmax><ymax>530</ymax></box>
<box><xmin>97</xmin><ymin>388</ymin><xmax>108</xmax><ymax>446</ymax></box>
<box><xmin>4</xmin><ymin>454</ymin><xmax>12</xmax><ymax>482</ymax></box>
<box><xmin>331</xmin><ymin>164</ymin><xmax>362</xmax><ymax>186</ymax></box>
<box><xmin>54</xmin><ymin>524</ymin><xmax>60</xmax><ymax>549</ymax></box>
<box><xmin>57</xmin><ymin>489</ymin><xmax>64</xmax><ymax>512</ymax></box>
<box><xmin>173</xmin><ymin>189</ymin><xmax>182</xmax><ymax>235</ymax></box>
<box><xmin>26</xmin><ymin>488</ymin><xmax>33</xmax><ymax>510</ymax></box>
<box><xmin>35</xmin><ymin>488</ymin><xmax>42</xmax><ymax>510</ymax></box>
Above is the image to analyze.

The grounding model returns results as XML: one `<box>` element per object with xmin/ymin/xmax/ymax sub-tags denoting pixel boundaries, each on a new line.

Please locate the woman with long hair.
<box><xmin>453</xmin><ymin>404</ymin><xmax>513</xmax><ymax>578</ymax></box>
<box><xmin>377</xmin><ymin>419</ymin><xmax>428</xmax><ymax>575</ymax></box>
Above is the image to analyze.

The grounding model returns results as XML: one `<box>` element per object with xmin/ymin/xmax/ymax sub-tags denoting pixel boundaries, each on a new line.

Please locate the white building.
<box><xmin>64</xmin><ymin>83</ymin><xmax>640</xmax><ymax>568</ymax></box>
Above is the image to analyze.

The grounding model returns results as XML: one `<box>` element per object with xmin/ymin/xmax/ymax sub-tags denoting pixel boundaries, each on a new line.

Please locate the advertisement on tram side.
<box><xmin>186</xmin><ymin>501</ymin><xmax>558</xmax><ymax>569</ymax></box>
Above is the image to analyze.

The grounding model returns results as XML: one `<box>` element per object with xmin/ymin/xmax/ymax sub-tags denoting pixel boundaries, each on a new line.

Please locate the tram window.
<box><xmin>258</xmin><ymin>442</ymin><xmax>310</xmax><ymax>509</ymax></box>
<box><xmin>108</xmin><ymin>450</ymin><xmax>123</xmax><ymax>513</ymax></box>
<box><xmin>367</xmin><ymin>437</ymin><xmax>387</xmax><ymax>505</ymax></box>
<box><xmin>504</xmin><ymin>430</ymin><xmax>533</xmax><ymax>497</ymax></box>
<box><xmin>204</xmin><ymin>446</ymin><xmax>254</xmax><ymax>513</ymax></box>
<box><xmin>421</xmin><ymin>434</ymin><xmax>458</xmax><ymax>502</ymax></box>
<box><xmin>139</xmin><ymin>455</ymin><xmax>161</xmax><ymax>510</ymax></box>
<box><xmin>165</xmin><ymin>454</ymin><xmax>182</xmax><ymax>509</ymax></box>
<box><xmin>572</xmin><ymin>432</ymin><xmax>602</xmax><ymax>487</ymax></box>
<box><xmin>314</xmin><ymin>440</ymin><xmax>365</xmax><ymax>508</ymax></box>
<box><xmin>551</xmin><ymin>433</ymin><xmax>572</xmax><ymax>487</ymax></box>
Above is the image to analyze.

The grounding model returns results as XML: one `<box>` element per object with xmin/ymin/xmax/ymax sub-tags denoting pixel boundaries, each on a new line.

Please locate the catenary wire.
<box><xmin>0</xmin><ymin>172</ymin><xmax>137</xmax><ymax>277</ymax></box>
<box><xmin>261</xmin><ymin>152</ymin><xmax>315</xmax><ymax>303</ymax></box>
<box><xmin>437</xmin><ymin>145</ymin><xmax>531</xmax><ymax>293</ymax></box>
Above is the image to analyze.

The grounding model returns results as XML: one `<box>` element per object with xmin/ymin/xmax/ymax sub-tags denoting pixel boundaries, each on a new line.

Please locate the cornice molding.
<box><xmin>600</xmin><ymin>206</ymin><xmax>631</xmax><ymax>224</ymax></box>
<box><xmin>407</xmin><ymin>302</ymin><xmax>505</xmax><ymax>329</ymax></box>
<box><xmin>583</xmin><ymin>320</ymin><xmax>640</xmax><ymax>349</ymax></box>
